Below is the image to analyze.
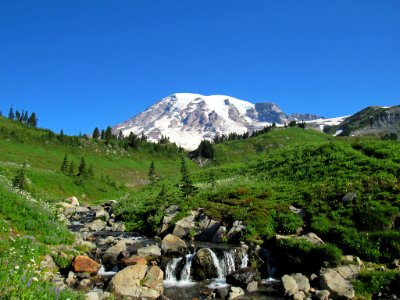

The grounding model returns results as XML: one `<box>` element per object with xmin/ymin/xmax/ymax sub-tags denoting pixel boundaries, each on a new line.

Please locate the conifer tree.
<box><xmin>105</xmin><ymin>126</ymin><xmax>113</xmax><ymax>145</ymax></box>
<box><xmin>12</xmin><ymin>162</ymin><xmax>28</xmax><ymax>190</ymax></box>
<box><xmin>118</xmin><ymin>130</ymin><xmax>123</xmax><ymax>140</ymax></box>
<box><xmin>101</xmin><ymin>129</ymin><xmax>105</xmax><ymax>140</ymax></box>
<box><xmin>148</xmin><ymin>161</ymin><xmax>156</xmax><ymax>183</ymax></box>
<box><xmin>15</xmin><ymin>110</ymin><xmax>21</xmax><ymax>121</ymax></box>
<box><xmin>8</xmin><ymin>106</ymin><xmax>14</xmax><ymax>120</ymax></box>
<box><xmin>180</xmin><ymin>156</ymin><xmax>196</xmax><ymax>197</ymax></box>
<box><xmin>59</xmin><ymin>129</ymin><xmax>65</xmax><ymax>142</ymax></box>
<box><xmin>77</xmin><ymin>157</ymin><xmax>87</xmax><ymax>177</ymax></box>
<box><xmin>60</xmin><ymin>154</ymin><xmax>68</xmax><ymax>174</ymax></box>
<box><xmin>92</xmin><ymin>127</ymin><xmax>100</xmax><ymax>139</ymax></box>
<box><xmin>23</xmin><ymin>111</ymin><xmax>29</xmax><ymax>123</ymax></box>
<box><xmin>28</xmin><ymin>113</ymin><xmax>37</xmax><ymax>127</ymax></box>
<box><xmin>68</xmin><ymin>161</ymin><xmax>76</xmax><ymax>176</ymax></box>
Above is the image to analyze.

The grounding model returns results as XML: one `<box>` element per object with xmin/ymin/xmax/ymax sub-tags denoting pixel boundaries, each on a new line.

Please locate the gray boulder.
<box><xmin>320</xmin><ymin>268</ymin><xmax>355</xmax><ymax>299</ymax></box>
<box><xmin>228</xmin><ymin>286</ymin><xmax>245</xmax><ymax>299</ymax></box>
<box><xmin>83</xmin><ymin>219</ymin><xmax>107</xmax><ymax>232</ymax></box>
<box><xmin>192</xmin><ymin>248</ymin><xmax>219</xmax><ymax>280</ymax></box>
<box><xmin>291</xmin><ymin>273</ymin><xmax>310</xmax><ymax>293</ymax></box>
<box><xmin>102</xmin><ymin>241</ymin><xmax>126</xmax><ymax>267</ymax></box>
<box><xmin>137</xmin><ymin>245</ymin><xmax>162</xmax><ymax>259</ymax></box>
<box><xmin>161</xmin><ymin>234</ymin><xmax>187</xmax><ymax>254</ymax></box>
<box><xmin>282</xmin><ymin>274</ymin><xmax>298</xmax><ymax>297</ymax></box>
<box><xmin>212</xmin><ymin>226</ymin><xmax>227</xmax><ymax>243</ymax></box>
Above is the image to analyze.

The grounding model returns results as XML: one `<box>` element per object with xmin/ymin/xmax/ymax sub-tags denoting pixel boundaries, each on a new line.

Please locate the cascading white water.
<box><xmin>240</xmin><ymin>253</ymin><xmax>248</xmax><ymax>269</ymax></box>
<box><xmin>206</xmin><ymin>248</ymin><xmax>224</xmax><ymax>279</ymax></box>
<box><xmin>180</xmin><ymin>253</ymin><xmax>194</xmax><ymax>282</ymax></box>
<box><xmin>223</xmin><ymin>250</ymin><xmax>236</xmax><ymax>275</ymax></box>
<box><xmin>165</xmin><ymin>257</ymin><xmax>183</xmax><ymax>282</ymax></box>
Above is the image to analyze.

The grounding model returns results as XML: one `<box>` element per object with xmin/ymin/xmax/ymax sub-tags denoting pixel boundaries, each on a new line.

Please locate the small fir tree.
<box><xmin>60</xmin><ymin>154</ymin><xmax>68</xmax><ymax>174</ymax></box>
<box><xmin>92</xmin><ymin>127</ymin><xmax>100</xmax><ymax>139</ymax></box>
<box><xmin>23</xmin><ymin>111</ymin><xmax>29</xmax><ymax>123</ymax></box>
<box><xmin>77</xmin><ymin>157</ymin><xmax>87</xmax><ymax>177</ymax></box>
<box><xmin>28</xmin><ymin>113</ymin><xmax>37</xmax><ymax>127</ymax></box>
<box><xmin>15</xmin><ymin>110</ymin><xmax>21</xmax><ymax>121</ymax></box>
<box><xmin>148</xmin><ymin>161</ymin><xmax>156</xmax><ymax>183</ymax></box>
<box><xmin>8</xmin><ymin>106</ymin><xmax>14</xmax><ymax>120</ymax></box>
<box><xmin>12</xmin><ymin>162</ymin><xmax>28</xmax><ymax>190</ymax></box>
<box><xmin>180</xmin><ymin>156</ymin><xmax>196</xmax><ymax>198</ymax></box>
<box><xmin>68</xmin><ymin>161</ymin><xmax>76</xmax><ymax>176</ymax></box>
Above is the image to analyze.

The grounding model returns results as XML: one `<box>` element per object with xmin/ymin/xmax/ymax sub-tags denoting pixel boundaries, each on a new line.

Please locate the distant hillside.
<box><xmin>324</xmin><ymin>105</ymin><xmax>400</xmax><ymax>139</ymax></box>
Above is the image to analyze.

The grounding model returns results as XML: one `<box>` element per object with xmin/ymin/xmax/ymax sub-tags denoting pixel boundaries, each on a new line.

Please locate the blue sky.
<box><xmin>0</xmin><ymin>0</ymin><xmax>399</xmax><ymax>135</ymax></box>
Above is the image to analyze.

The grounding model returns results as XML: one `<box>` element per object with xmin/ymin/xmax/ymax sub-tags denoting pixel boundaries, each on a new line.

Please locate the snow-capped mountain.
<box><xmin>113</xmin><ymin>93</ymin><xmax>321</xmax><ymax>150</ymax></box>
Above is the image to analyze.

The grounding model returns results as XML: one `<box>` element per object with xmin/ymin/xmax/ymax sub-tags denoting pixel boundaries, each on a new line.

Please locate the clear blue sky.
<box><xmin>0</xmin><ymin>0</ymin><xmax>399</xmax><ymax>135</ymax></box>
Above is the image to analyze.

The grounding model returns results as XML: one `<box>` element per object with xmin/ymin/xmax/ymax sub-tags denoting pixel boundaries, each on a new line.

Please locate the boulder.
<box><xmin>246</xmin><ymin>281</ymin><xmax>259</xmax><ymax>293</ymax></box>
<box><xmin>289</xmin><ymin>205</ymin><xmax>306</xmax><ymax>219</ymax></box>
<box><xmin>212</xmin><ymin>226</ymin><xmax>227</xmax><ymax>243</ymax></box>
<box><xmin>320</xmin><ymin>268</ymin><xmax>355</xmax><ymax>299</ymax></box>
<box><xmin>83</xmin><ymin>219</ymin><xmax>107</xmax><ymax>232</ymax></box>
<box><xmin>215</xmin><ymin>287</ymin><xmax>229</xmax><ymax>299</ymax></box>
<box><xmin>85</xmin><ymin>292</ymin><xmax>99</xmax><ymax>300</ymax></box>
<box><xmin>72</xmin><ymin>256</ymin><xmax>100</xmax><ymax>274</ymax></box>
<box><xmin>102</xmin><ymin>241</ymin><xmax>126</xmax><ymax>267</ymax></box>
<box><xmin>291</xmin><ymin>273</ymin><xmax>310</xmax><ymax>293</ymax></box>
<box><xmin>226</xmin><ymin>267</ymin><xmax>260</xmax><ymax>289</ymax></box>
<box><xmin>315</xmin><ymin>290</ymin><xmax>330</xmax><ymax>300</ymax></box>
<box><xmin>192</xmin><ymin>248</ymin><xmax>219</xmax><ymax>280</ymax></box>
<box><xmin>172</xmin><ymin>210</ymin><xmax>197</xmax><ymax>238</ymax></box>
<box><xmin>66</xmin><ymin>196</ymin><xmax>80</xmax><ymax>207</ymax></box>
<box><xmin>93</xmin><ymin>207</ymin><xmax>109</xmax><ymax>221</ymax></box>
<box><xmin>79</xmin><ymin>241</ymin><xmax>97</xmax><ymax>250</ymax></box>
<box><xmin>121</xmin><ymin>255</ymin><xmax>148</xmax><ymax>266</ymax></box>
<box><xmin>65</xmin><ymin>271</ymin><xmax>78</xmax><ymax>287</ymax></box>
<box><xmin>228</xmin><ymin>286</ymin><xmax>245</xmax><ymax>299</ymax></box>
<box><xmin>158</xmin><ymin>205</ymin><xmax>180</xmax><ymax>235</ymax></box>
<box><xmin>276</xmin><ymin>232</ymin><xmax>324</xmax><ymax>245</ymax></box>
<box><xmin>342</xmin><ymin>192</ymin><xmax>357</xmax><ymax>205</ymax></box>
<box><xmin>161</xmin><ymin>234</ymin><xmax>187</xmax><ymax>254</ymax></box>
<box><xmin>293</xmin><ymin>291</ymin><xmax>306</xmax><ymax>300</ymax></box>
<box><xmin>195</xmin><ymin>215</ymin><xmax>221</xmax><ymax>241</ymax></box>
<box><xmin>282</xmin><ymin>274</ymin><xmax>298</xmax><ymax>296</ymax></box>
<box><xmin>226</xmin><ymin>221</ymin><xmax>246</xmax><ymax>242</ymax></box>
<box><xmin>110</xmin><ymin>222</ymin><xmax>126</xmax><ymax>232</ymax></box>
<box><xmin>107</xmin><ymin>264</ymin><xmax>164</xmax><ymax>299</ymax></box>
<box><xmin>137</xmin><ymin>245</ymin><xmax>162</xmax><ymax>259</ymax></box>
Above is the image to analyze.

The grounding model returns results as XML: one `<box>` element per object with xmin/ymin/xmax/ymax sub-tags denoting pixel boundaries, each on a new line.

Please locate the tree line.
<box><xmin>2</xmin><ymin>106</ymin><xmax>38</xmax><ymax>128</ymax></box>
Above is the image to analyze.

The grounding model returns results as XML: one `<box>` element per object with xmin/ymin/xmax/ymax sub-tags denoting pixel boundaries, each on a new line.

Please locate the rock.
<box><xmin>320</xmin><ymin>268</ymin><xmax>355</xmax><ymax>299</ymax></box>
<box><xmin>246</xmin><ymin>281</ymin><xmax>258</xmax><ymax>293</ymax></box>
<box><xmin>79</xmin><ymin>241</ymin><xmax>97</xmax><ymax>250</ymax></box>
<box><xmin>85</xmin><ymin>292</ymin><xmax>99</xmax><ymax>300</ymax></box>
<box><xmin>228</xmin><ymin>286</ymin><xmax>245</xmax><ymax>299</ymax></box>
<box><xmin>342</xmin><ymin>192</ymin><xmax>357</xmax><ymax>204</ymax></box>
<box><xmin>99</xmin><ymin>236</ymin><xmax>115</xmax><ymax>245</ymax></box>
<box><xmin>215</xmin><ymin>287</ymin><xmax>229</xmax><ymax>299</ymax></box>
<box><xmin>161</xmin><ymin>234</ymin><xmax>187</xmax><ymax>254</ymax></box>
<box><xmin>137</xmin><ymin>245</ymin><xmax>162</xmax><ymax>259</ymax></box>
<box><xmin>58</xmin><ymin>213</ymin><xmax>71</xmax><ymax>225</ymax></box>
<box><xmin>83</xmin><ymin>219</ymin><xmax>107</xmax><ymax>232</ymax></box>
<box><xmin>289</xmin><ymin>205</ymin><xmax>306</xmax><ymax>218</ymax></box>
<box><xmin>291</xmin><ymin>273</ymin><xmax>310</xmax><ymax>293</ymax></box>
<box><xmin>78</xmin><ymin>278</ymin><xmax>92</xmax><ymax>291</ymax></box>
<box><xmin>172</xmin><ymin>210</ymin><xmax>197</xmax><ymax>238</ymax></box>
<box><xmin>72</xmin><ymin>256</ymin><xmax>100</xmax><ymax>274</ymax></box>
<box><xmin>107</xmin><ymin>264</ymin><xmax>163</xmax><ymax>299</ymax></box>
<box><xmin>196</xmin><ymin>215</ymin><xmax>221</xmax><ymax>241</ymax></box>
<box><xmin>212</xmin><ymin>226</ymin><xmax>227</xmax><ymax>243</ymax></box>
<box><xmin>301</xmin><ymin>232</ymin><xmax>324</xmax><ymax>245</ymax></box>
<box><xmin>226</xmin><ymin>221</ymin><xmax>246</xmax><ymax>242</ymax></box>
<box><xmin>315</xmin><ymin>290</ymin><xmax>330</xmax><ymax>300</ymax></box>
<box><xmin>110</xmin><ymin>222</ymin><xmax>126</xmax><ymax>232</ymax></box>
<box><xmin>159</xmin><ymin>205</ymin><xmax>180</xmax><ymax>235</ymax></box>
<box><xmin>192</xmin><ymin>248</ymin><xmax>219</xmax><ymax>280</ymax></box>
<box><xmin>335</xmin><ymin>264</ymin><xmax>361</xmax><ymax>280</ymax></box>
<box><xmin>102</xmin><ymin>241</ymin><xmax>127</xmax><ymax>267</ymax></box>
<box><xmin>93</xmin><ymin>207</ymin><xmax>109</xmax><ymax>221</ymax></box>
<box><xmin>121</xmin><ymin>255</ymin><xmax>148</xmax><ymax>266</ymax></box>
<box><xmin>65</xmin><ymin>271</ymin><xmax>78</xmax><ymax>287</ymax></box>
<box><xmin>293</xmin><ymin>291</ymin><xmax>306</xmax><ymax>300</ymax></box>
<box><xmin>282</xmin><ymin>274</ymin><xmax>298</xmax><ymax>297</ymax></box>
<box><xmin>66</xmin><ymin>196</ymin><xmax>80</xmax><ymax>206</ymax></box>
<box><xmin>226</xmin><ymin>267</ymin><xmax>260</xmax><ymax>289</ymax></box>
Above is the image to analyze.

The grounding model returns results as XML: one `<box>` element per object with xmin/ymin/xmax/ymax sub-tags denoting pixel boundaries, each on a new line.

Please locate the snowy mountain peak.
<box><xmin>113</xmin><ymin>93</ymin><xmax>321</xmax><ymax>150</ymax></box>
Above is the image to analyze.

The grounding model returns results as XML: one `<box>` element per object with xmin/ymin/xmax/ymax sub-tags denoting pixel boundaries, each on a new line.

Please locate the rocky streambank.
<box><xmin>49</xmin><ymin>199</ymin><xmax>399</xmax><ymax>300</ymax></box>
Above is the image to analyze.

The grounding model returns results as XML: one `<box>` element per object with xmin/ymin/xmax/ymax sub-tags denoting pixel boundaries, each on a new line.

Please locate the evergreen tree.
<box><xmin>68</xmin><ymin>161</ymin><xmax>76</xmax><ymax>176</ymax></box>
<box><xmin>92</xmin><ymin>127</ymin><xmax>100</xmax><ymax>139</ymax></box>
<box><xmin>87</xmin><ymin>163</ymin><xmax>94</xmax><ymax>178</ymax></box>
<box><xmin>100</xmin><ymin>129</ymin><xmax>105</xmax><ymax>140</ymax></box>
<box><xmin>77</xmin><ymin>157</ymin><xmax>87</xmax><ymax>177</ymax></box>
<box><xmin>12</xmin><ymin>162</ymin><xmax>28</xmax><ymax>190</ymax></box>
<box><xmin>59</xmin><ymin>129</ymin><xmax>65</xmax><ymax>142</ymax></box>
<box><xmin>23</xmin><ymin>111</ymin><xmax>29</xmax><ymax>123</ymax></box>
<box><xmin>148</xmin><ymin>161</ymin><xmax>156</xmax><ymax>183</ymax></box>
<box><xmin>8</xmin><ymin>106</ymin><xmax>14</xmax><ymax>120</ymax></box>
<box><xmin>15</xmin><ymin>110</ymin><xmax>21</xmax><ymax>121</ymax></box>
<box><xmin>180</xmin><ymin>156</ymin><xmax>196</xmax><ymax>197</ymax></box>
<box><xmin>28</xmin><ymin>113</ymin><xmax>37</xmax><ymax>127</ymax></box>
<box><xmin>60</xmin><ymin>154</ymin><xmax>68</xmax><ymax>174</ymax></box>
<box><xmin>118</xmin><ymin>130</ymin><xmax>123</xmax><ymax>140</ymax></box>
<box><xmin>105</xmin><ymin>126</ymin><xmax>113</xmax><ymax>145</ymax></box>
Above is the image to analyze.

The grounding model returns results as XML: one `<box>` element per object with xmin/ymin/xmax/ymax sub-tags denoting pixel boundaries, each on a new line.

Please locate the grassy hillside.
<box><xmin>212</xmin><ymin>127</ymin><xmax>332</xmax><ymax>164</ymax></box>
<box><xmin>0</xmin><ymin>117</ymin><xmax>193</xmax><ymax>203</ymax></box>
<box><xmin>115</xmin><ymin>128</ymin><xmax>400</xmax><ymax>269</ymax></box>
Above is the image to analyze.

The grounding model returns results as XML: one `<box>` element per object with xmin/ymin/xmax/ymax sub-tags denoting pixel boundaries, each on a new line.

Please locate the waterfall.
<box><xmin>240</xmin><ymin>252</ymin><xmax>248</xmax><ymax>269</ymax></box>
<box><xmin>223</xmin><ymin>250</ymin><xmax>236</xmax><ymax>275</ymax></box>
<box><xmin>206</xmin><ymin>248</ymin><xmax>224</xmax><ymax>279</ymax></box>
<box><xmin>180</xmin><ymin>253</ymin><xmax>194</xmax><ymax>282</ymax></box>
<box><xmin>165</xmin><ymin>257</ymin><xmax>183</xmax><ymax>282</ymax></box>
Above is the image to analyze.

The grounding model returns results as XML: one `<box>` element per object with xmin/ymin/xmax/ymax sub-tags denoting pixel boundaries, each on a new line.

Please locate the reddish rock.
<box><xmin>122</xmin><ymin>255</ymin><xmax>148</xmax><ymax>266</ymax></box>
<box><xmin>72</xmin><ymin>255</ymin><xmax>100</xmax><ymax>274</ymax></box>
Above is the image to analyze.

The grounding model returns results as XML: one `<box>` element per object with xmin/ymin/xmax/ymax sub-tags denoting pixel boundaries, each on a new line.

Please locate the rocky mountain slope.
<box><xmin>113</xmin><ymin>93</ymin><xmax>321</xmax><ymax>150</ymax></box>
